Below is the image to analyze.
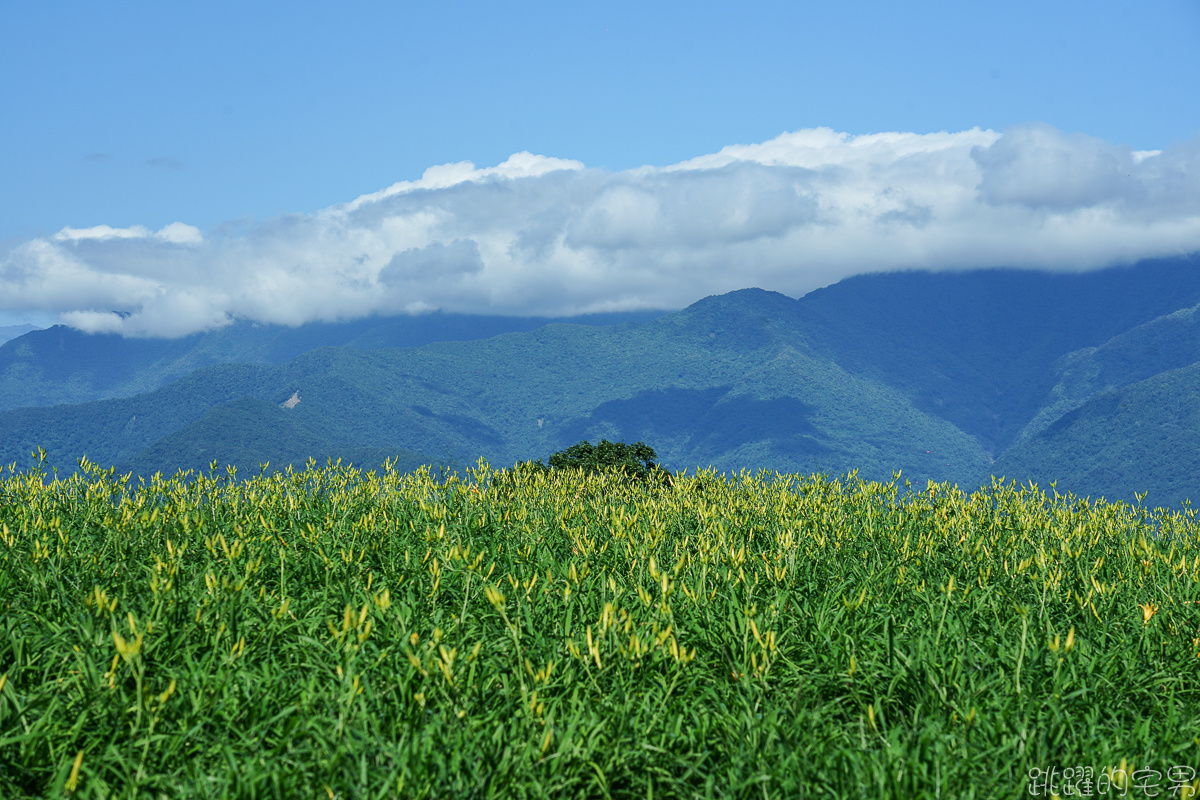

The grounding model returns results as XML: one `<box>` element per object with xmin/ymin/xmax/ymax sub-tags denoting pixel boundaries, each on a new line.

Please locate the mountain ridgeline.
<box><xmin>2</xmin><ymin>254</ymin><xmax>1199</xmax><ymax>507</ymax></box>
<box><xmin>0</xmin><ymin>309</ymin><xmax>666</xmax><ymax>412</ymax></box>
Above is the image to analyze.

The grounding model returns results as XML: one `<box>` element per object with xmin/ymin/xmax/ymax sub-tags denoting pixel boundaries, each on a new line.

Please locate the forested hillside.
<box><xmin>4</xmin><ymin>254</ymin><xmax>1200</xmax><ymax>505</ymax></box>
<box><xmin>791</xmin><ymin>255</ymin><xmax>1200</xmax><ymax>454</ymax></box>
<box><xmin>0</xmin><ymin>310</ymin><xmax>664</xmax><ymax>412</ymax></box>
<box><xmin>0</xmin><ymin>289</ymin><xmax>989</xmax><ymax>486</ymax></box>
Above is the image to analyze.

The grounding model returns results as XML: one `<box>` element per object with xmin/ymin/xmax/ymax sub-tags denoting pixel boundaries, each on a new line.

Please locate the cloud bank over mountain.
<box><xmin>3</xmin><ymin>123</ymin><xmax>1199</xmax><ymax>338</ymax></box>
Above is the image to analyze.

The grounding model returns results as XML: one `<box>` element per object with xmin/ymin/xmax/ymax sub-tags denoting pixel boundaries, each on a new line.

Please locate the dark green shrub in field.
<box><xmin>529</xmin><ymin>439</ymin><xmax>672</xmax><ymax>487</ymax></box>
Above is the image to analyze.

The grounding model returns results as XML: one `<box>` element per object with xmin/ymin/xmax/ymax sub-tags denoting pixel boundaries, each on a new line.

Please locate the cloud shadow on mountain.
<box><xmin>558</xmin><ymin>387</ymin><xmax>829</xmax><ymax>459</ymax></box>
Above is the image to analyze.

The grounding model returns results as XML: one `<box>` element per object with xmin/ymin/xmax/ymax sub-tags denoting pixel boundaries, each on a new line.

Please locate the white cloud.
<box><xmin>52</xmin><ymin>222</ymin><xmax>203</xmax><ymax>245</ymax></box>
<box><xmin>3</xmin><ymin>124</ymin><xmax>1200</xmax><ymax>338</ymax></box>
<box><xmin>340</xmin><ymin>152</ymin><xmax>586</xmax><ymax>212</ymax></box>
<box><xmin>973</xmin><ymin>124</ymin><xmax>1136</xmax><ymax>210</ymax></box>
<box><xmin>53</xmin><ymin>224</ymin><xmax>154</xmax><ymax>242</ymax></box>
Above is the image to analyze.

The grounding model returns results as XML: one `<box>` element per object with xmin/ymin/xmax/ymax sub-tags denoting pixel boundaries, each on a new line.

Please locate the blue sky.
<box><xmin>3</xmin><ymin>0</ymin><xmax>1200</xmax><ymax>333</ymax></box>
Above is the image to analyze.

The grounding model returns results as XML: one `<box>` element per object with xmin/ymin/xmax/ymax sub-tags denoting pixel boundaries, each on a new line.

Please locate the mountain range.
<box><xmin>0</xmin><ymin>324</ymin><xmax>40</xmax><ymax>346</ymax></box>
<box><xmin>2</xmin><ymin>253</ymin><xmax>1199</xmax><ymax>507</ymax></box>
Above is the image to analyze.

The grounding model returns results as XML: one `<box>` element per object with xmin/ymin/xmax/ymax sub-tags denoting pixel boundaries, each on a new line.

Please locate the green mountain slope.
<box><xmin>119</xmin><ymin>397</ymin><xmax>439</xmax><ymax>478</ymax></box>
<box><xmin>7</xmin><ymin>254</ymin><xmax>1200</xmax><ymax>499</ymax></box>
<box><xmin>0</xmin><ymin>363</ymin><xmax>275</xmax><ymax>471</ymax></box>
<box><xmin>994</xmin><ymin>361</ymin><xmax>1200</xmax><ymax>508</ymax></box>
<box><xmin>0</xmin><ymin>288</ymin><xmax>991</xmax><ymax>486</ymax></box>
<box><xmin>0</xmin><ymin>310</ymin><xmax>665</xmax><ymax>412</ymax></box>
<box><xmin>1014</xmin><ymin>302</ymin><xmax>1200</xmax><ymax>441</ymax></box>
<box><xmin>792</xmin><ymin>255</ymin><xmax>1200</xmax><ymax>455</ymax></box>
<box><xmin>991</xmin><ymin>298</ymin><xmax>1200</xmax><ymax>506</ymax></box>
<box><xmin>1090</xmin><ymin>304</ymin><xmax>1200</xmax><ymax>387</ymax></box>
<box><xmin>316</xmin><ymin>289</ymin><xmax>988</xmax><ymax>482</ymax></box>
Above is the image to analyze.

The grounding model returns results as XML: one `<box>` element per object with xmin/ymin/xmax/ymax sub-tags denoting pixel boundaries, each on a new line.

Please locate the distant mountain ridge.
<box><xmin>0</xmin><ymin>289</ymin><xmax>991</xmax><ymax>485</ymax></box>
<box><xmin>0</xmin><ymin>309</ymin><xmax>666</xmax><ymax>412</ymax></box>
<box><xmin>0</xmin><ymin>324</ymin><xmax>40</xmax><ymax>346</ymax></box>
<box><xmin>790</xmin><ymin>257</ymin><xmax>1200</xmax><ymax>455</ymax></box>
<box><xmin>3</xmin><ymin>253</ymin><xmax>1200</xmax><ymax>506</ymax></box>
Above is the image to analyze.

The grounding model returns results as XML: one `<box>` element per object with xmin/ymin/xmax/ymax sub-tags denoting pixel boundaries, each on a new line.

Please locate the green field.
<box><xmin>2</xmin><ymin>457</ymin><xmax>1200</xmax><ymax>798</ymax></box>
